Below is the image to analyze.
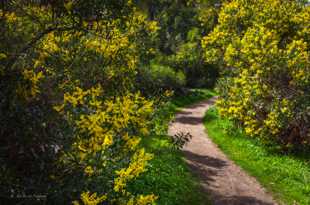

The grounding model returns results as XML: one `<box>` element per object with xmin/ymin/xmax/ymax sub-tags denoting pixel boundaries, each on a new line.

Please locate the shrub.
<box><xmin>0</xmin><ymin>1</ymin><xmax>158</xmax><ymax>204</ymax></box>
<box><xmin>137</xmin><ymin>62</ymin><xmax>186</xmax><ymax>95</ymax></box>
<box><xmin>202</xmin><ymin>0</ymin><xmax>310</xmax><ymax>150</ymax></box>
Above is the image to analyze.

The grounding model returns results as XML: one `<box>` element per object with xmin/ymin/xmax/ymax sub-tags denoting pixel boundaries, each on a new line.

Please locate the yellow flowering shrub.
<box><xmin>202</xmin><ymin>0</ymin><xmax>310</xmax><ymax>148</ymax></box>
<box><xmin>1</xmin><ymin>1</ymin><xmax>159</xmax><ymax>204</ymax></box>
<box><xmin>126</xmin><ymin>194</ymin><xmax>158</xmax><ymax>205</ymax></box>
<box><xmin>114</xmin><ymin>149</ymin><xmax>153</xmax><ymax>193</ymax></box>
<box><xmin>54</xmin><ymin>87</ymin><xmax>156</xmax><ymax>204</ymax></box>
<box><xmin>73</xmin><ymin>192</ymin><xmax>107</xmax><ymax>205</ymax></box>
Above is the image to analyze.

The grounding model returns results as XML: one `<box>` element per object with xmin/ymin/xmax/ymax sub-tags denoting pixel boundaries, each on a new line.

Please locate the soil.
<box><xmin>168</xmin><ymin>97</ymin><xmax>278</xmax><ymax>205</ymax></box>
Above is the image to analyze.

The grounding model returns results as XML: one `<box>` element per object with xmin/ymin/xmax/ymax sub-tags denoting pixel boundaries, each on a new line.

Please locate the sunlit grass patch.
<box><xmin>204</xmin><ymin>107</ymin><xmax>310</xmax><ymax>205</ymax></box>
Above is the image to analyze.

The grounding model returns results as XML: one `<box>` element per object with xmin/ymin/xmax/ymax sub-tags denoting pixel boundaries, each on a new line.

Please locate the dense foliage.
<box><xmin>139</xmin><ymin>0</ymin><xmax>220</xmax><ymax>89</ymax></box>
<box><xmin>202</xmin><ymin>0</ymin><xmax>310</xmax><ymax>150</ymax></box>
<box><xmin>0</xmin><ymin>1</ymin><xmax>159</xmax><ymax>204</ymax></box>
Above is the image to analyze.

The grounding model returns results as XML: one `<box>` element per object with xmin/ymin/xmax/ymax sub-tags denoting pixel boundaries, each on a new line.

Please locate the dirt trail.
<box><xmin>168</xmin><ymin>97</ymin><xmax>278</xmax><ymax>205</ymax></box>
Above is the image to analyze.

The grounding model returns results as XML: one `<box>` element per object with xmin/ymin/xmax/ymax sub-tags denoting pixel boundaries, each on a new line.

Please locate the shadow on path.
<box><xmin>183</xmin><ymin>150</ymin><xmax>226</xmax><ymax>185</ymax></box>
<box><xmin>174</xmin><ymin>116</ymin><xmax>203</xmax><ymax>125</ymax></box>
<box><xmin>211</xmin><ymin>195</ymin><xmax>275</xmax><ymax>205</ymax></box>
<box><xmin>183</xmin><ymin>150</ymin><xmax>274</xmax><ymax>205</ymax></box>
<box><xmin>169</xmin><ymin>97</ymin><xmax>276</xmax><ymax>205</ymax></box>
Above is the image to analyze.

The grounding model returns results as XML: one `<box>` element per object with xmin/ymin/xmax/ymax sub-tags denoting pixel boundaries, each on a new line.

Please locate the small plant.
<box><xmin>171</xmin><ymin>132</ymin><xmax>193</xmax><ymax>150</ymax></box>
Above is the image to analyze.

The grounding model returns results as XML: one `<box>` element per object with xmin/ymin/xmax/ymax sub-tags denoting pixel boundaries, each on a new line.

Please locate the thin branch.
<box><xmin>5</xmin><ymin>25</ymin><xmax>79</xmax><ymax>71</ymax></box>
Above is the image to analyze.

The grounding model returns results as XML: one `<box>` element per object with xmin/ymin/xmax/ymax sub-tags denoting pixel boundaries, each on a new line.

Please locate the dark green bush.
<box><xmin>137</xmin><ymin>62</ymin><xmax>186</xmax><ymax>95</ymax></box>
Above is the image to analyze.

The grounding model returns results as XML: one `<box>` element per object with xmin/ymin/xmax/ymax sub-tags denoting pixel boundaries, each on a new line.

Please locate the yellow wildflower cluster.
<box><xmin>1</xmin><ymin>10</ymin><xmax>18</xmax><ymax>23</ymax></box>
<box><xmin>127</xmin><ymin>194</ymin><xmax>158</xmax><ymax>205</ymax></box>
<box><xmin>146</xmin><ymin>21</ymin><xmax>160</xmax><ymax>33</ymax></box>
<box><xmin>41</xmin><ymin>33</ymin><xmax>60</xmax><ymax>54</ymax></box>
<box><xmin>73</xmin><ymin>192</ymin><xmax>107</xmax><ymax>205</ymax></box>
<box><xmin>54</xmin><ymin>86</ymin><xmax>156</xmax><ymax>204</ymax></box>
<box><xmin>114</xmin><ymin>148</ymin><xmax>153</xmax><ymax>193</ymax></box>
<box><xmin>202</xmin><ymin>0</ymin><xmax>310</xmax><ymax>145</ymax></box>
<box><xmin>84</xmin><ymin>30</ymin><xmax>130</xmax><ymax>59</ymax></box>
<box><xmin>286</xmin><ymin>40</ymin><xmax>310</xmax><ymax>85</ymax></box>
<box><xmin>16</xmin><ymin>69</ymin><xmax>44</xmax><ymax>100</ymax></box>
<box><xmin>123</xmin><ymin>133</ymin><xmax>141</xmax><ymax>151</ymax></box>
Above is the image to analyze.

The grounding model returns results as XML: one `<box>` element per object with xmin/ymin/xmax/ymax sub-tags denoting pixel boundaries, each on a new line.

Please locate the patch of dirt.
<box><xmin>168</xmin><ymin>97</ymin><xmax>278</xmax><ymax>205</ymax></box>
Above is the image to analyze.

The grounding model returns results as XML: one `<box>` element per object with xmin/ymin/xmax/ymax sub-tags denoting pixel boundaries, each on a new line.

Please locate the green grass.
<box><xmin>129</xmin><ymin>89</ymin><xmax>214</xmax><ymax>205</ymax></box>
<box><xmin>171</xmin><ymin>88</ymin><xmax>217</xmax><ymax>110</ymax></box>
<box><xmin>204</xmin><ymin>107</ymin><xmax>310</xmax><ymax>205</ymax></box>
<box><xmin>131</xmin><ymin>135</ymin><xmax>210</xmax><ymax>205</ymax></box>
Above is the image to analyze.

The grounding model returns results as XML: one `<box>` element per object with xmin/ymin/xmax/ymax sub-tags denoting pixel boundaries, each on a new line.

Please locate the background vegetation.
<box><xmin>1</xmin><ymin>0</ymin><xmax>309</xmax><ymax>204</ymax></box>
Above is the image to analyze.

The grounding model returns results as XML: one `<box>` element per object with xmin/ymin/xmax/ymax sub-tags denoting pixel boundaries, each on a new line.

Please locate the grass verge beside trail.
<box><xmin>131</xmin><ymin>135</ymin><xmax>209</xmax><ymax>205</ymax></box>
<box><xmin>171</xmin><ymin>89</ymin><xmax>217</xmax><ymax>111</ymax></box>
<box><xmin>129</xmin><ymin>89</ymin><xmax>215</xmax><ymax>205</ymax></box>
<box><xmin>204</xmin><ymin>107</ymin><xmax>310</xmax><ymax>205</ymax></box>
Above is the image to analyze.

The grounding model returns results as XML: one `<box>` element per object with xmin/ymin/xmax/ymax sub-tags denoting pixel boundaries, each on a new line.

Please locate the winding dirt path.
<box><xmin>168</xmin><ymin>97</ymin><xmax>278</xmax><ymax>205</ymax></box>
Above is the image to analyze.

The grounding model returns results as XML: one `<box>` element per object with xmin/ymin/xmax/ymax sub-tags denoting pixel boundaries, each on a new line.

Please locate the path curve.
<box><xmin>168</xmin><ymin>97</ymin><xmax>278</xmax><ymax>205</ymax></box>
